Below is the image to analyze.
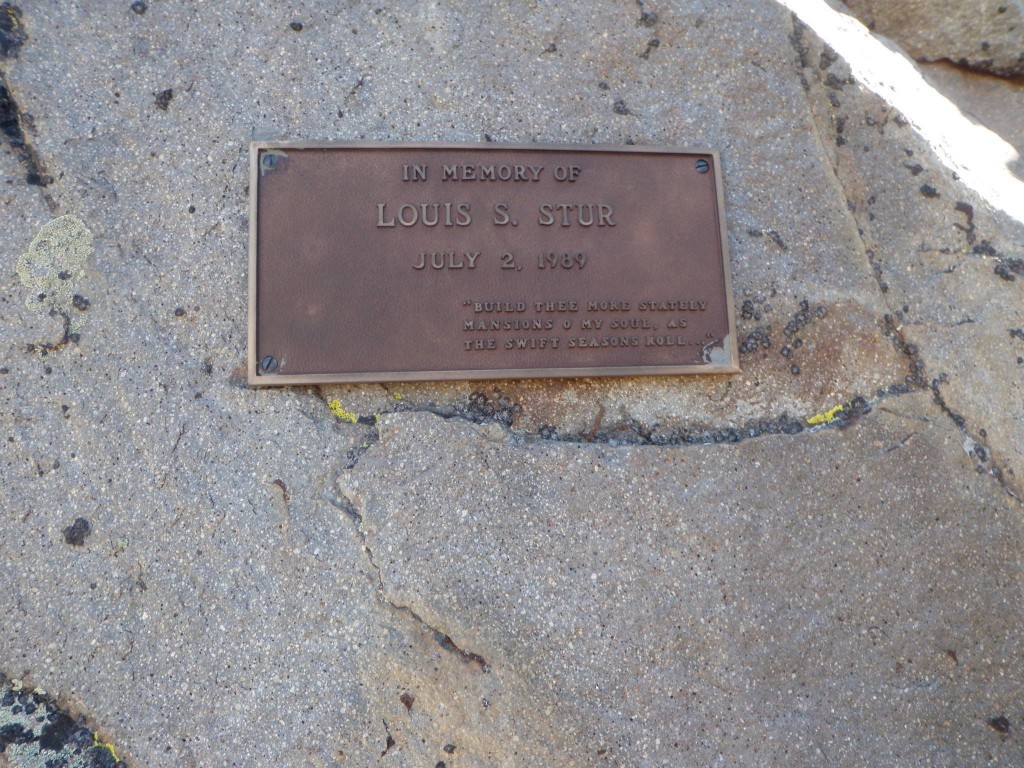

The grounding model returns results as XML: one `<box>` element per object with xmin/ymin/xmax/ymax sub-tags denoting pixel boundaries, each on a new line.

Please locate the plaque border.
<box><xmin>248</xmin><ymin>141</ymin><xmax>739</xmax><ymax>386</ymax></box>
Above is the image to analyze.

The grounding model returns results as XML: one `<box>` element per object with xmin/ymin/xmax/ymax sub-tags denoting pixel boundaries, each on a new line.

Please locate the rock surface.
<box><xmin>0</xmin><ymin>1</ymin><xmax>1021</xmax><ymax>766</ymax></box>
<box><xmin>841</xmin><ymin>0</ymin><xmax>1024</xmax><ymax>77</ymax></box>
<box><xmin>340</xmin><ymin>401</ymin><xmax>1024</xmax><ymax>767</ymax></box>
<box><xmin>919</xmin><ymin>61</ymin><xmax>1024</xmax><ymax>180</ymax></box>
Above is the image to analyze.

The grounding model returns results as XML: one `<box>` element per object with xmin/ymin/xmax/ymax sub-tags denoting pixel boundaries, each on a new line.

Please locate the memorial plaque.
<box><xmin>248</xmin><ymin>142</ymin><xmax>738</xmax><ymax>385</ymax></box>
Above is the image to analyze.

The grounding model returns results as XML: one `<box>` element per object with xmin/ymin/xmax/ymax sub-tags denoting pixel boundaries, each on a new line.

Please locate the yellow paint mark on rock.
<box><xmin>92</xmin><ymin>732</ymin><xmax>119</xmax><ymax>761</ymax></box>
<box><xmin>808</xmin><ymin>403</ymin><xmax>845</xmax><ymax>426</ymax></box>
<box><xmin>16</xmin><ymin>215</ymin><xmax>94</xmax><ymax>332</ymax></box>
<box><xmin>327</xmin><ymin>399</ymin><xmax>359</xmax><ymax>423</ymax></box>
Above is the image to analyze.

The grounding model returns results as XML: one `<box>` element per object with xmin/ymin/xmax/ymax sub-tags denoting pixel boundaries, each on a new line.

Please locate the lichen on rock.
<box><xmin>15</xmin><ymin>215</ymin><xmax>93</xmax><ymax>332</ymax></box>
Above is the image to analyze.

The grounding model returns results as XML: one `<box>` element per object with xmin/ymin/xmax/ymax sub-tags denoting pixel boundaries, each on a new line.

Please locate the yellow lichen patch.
<box><xmin>16</xmin><ymin>215</ymin><xmax>94</xmax><ymax>332</ymax></box>
<box><xmin>3</xmin><ymin>6</ymin><xmax>20</xmax><ymax>31</ymax></box>
<box><xmin>392</xmin><ymin>392</ymin><xmax>403</xmax><ymax>400</ymax></box>
<box><xmin>327</xmin><ymin>399</ymin><xmax>359</xmax><ymax>423</ymax></box>
<box><xmin>808</xmin><ymin>403</ymin><xmax>845</xmax><ymax>426</ymax></box>
<box><xmin>92</xmin><ymin>732</ymin><xmax>119</xmax><ymax>761</ymax></box>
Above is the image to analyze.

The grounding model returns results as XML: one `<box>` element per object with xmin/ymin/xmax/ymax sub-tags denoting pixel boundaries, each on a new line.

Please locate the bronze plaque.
<box><xmin>248</xmin><ymin>142</ymin><xmax>738</xmax><ymax>385</ymax></box>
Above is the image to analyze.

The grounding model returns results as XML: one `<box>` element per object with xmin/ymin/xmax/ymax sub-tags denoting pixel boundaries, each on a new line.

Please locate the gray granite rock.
<box><xmin>919</xmin><ymin>61</ymin><xmax>1024</xmax><ymax>179</ymax></box>
<box><xmin>842</xmin><ymin>0</ymin><xmax>1024</xmax><ymax>77</ymax></box>
<box><xmin>790</xmin><ymin>23</ymin><xmax>1024</xmax><ymax>489</ymax></box>
<box><xmin>0</xmin><ymin>1</ymin><xmax>1021</xmax><ymax>766</ymax></box>
<box><xmin>340</xmin><ymin>402</ymin><xmax>1024</xmax><ymax>766</ymax></box>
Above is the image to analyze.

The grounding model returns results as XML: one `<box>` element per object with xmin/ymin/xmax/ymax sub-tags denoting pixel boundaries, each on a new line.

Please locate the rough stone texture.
<box><xmin>340</xmin><ymin>400</ymin><xmax>1024</xmax><ymax>767</ymax></box>
<box><xmin>0</xmin><ymin>1</ymin><xmax>1021</xmax><ymax>766</ymax></box>
<box><xmin>791</xmin><ymin>27</ymin><xmax>1024</xmax><ymax>489</ymax></box>
<box><xmin>841</xmin><ymin>0</ymin><xmax>1024</xmax><ymax>77</ymax></box>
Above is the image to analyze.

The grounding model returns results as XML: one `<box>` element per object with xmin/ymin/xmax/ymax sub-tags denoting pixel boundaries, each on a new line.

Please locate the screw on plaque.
<box><xmin>695</xmin><ymin>158</ymin><xmax>710</xmax><ymax>174</ymax></box>
<box><xmin>260</xmin><ymin>150</ymin><xmax>286</xmax><ymax>175</ymax></box>
<box><xmin>260</xmin><ymin>355</ymin><xmax>279</xmax><ymax>373</ymax></box>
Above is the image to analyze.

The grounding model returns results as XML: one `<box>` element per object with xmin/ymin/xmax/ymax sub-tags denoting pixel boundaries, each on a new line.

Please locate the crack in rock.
<box><xmin>0</xmin><ymin>5</ymin><xmax>57</xmax><ymax>208</ymax></box>
<box><xmin>784</xmin><ymin>16</ymin><xmax>1019</xmax><ymax>502</ymax></box>
<box><xmin>0</xmin><ymin>69</ymin><xmax>53</xmax><ymax>196</ymax></box>
<box><xmin>929</xmin><ymin>374</ymin><xmax>1019</xmax><ymax>502</ymax></box>
<box><xmin>327</xmin><ymin>493</ymin><xmax>491</xmax><ymax>673</ymax></box>
<box><xmin>379</xmin><ymin>719</ymin><xmax>395</xmax><ymax>757</ymax></box>
<box><xmin>319</xmin><ymin>383</ymin><xmax>920</xmax><ymax>452</ymax></box>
